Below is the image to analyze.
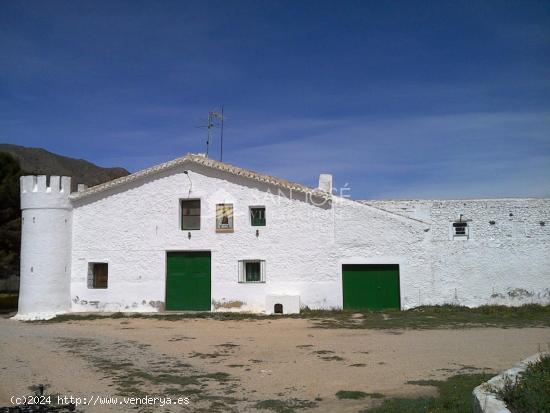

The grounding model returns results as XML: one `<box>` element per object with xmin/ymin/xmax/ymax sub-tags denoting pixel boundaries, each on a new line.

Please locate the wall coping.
<box><xmin>472</xmin><ymin>352</ymin><xmax>548</xmax><ymax>413</ymax></box>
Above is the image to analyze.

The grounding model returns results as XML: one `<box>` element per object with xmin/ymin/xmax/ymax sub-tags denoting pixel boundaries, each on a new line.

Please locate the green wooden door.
<box><xmin>342</xmin><ymin>264</ymin><xmax>400</xmax><ymax>310</ymax></box>
<box><xmin>166</xmin><ymin>251</ymin><xmax>211</xmax><ymax>311</ymax></box>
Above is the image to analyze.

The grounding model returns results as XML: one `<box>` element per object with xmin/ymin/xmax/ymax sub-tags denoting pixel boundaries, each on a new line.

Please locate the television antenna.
<box><xmin>197</xmin><ymin>107</ymin><xmax>225</xmax><ymax>160</ymax></box>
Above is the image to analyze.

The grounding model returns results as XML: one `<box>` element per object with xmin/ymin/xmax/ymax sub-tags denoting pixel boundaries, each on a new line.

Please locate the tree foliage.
<box><xmin>0</xmin><ymin>152</ymin><xmax>22</xmax><ymax>279</ymax></box>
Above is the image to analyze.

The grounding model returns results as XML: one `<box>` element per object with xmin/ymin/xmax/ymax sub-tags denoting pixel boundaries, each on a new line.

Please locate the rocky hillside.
<box><xmin>0</xmin><ymin>145</ymin><xmax>130</xmax><ymax>285</ymax></box>
<box><xmin>0</xmin><ymin>144</ymin><xmax>129</xmax><ymax>191</ymax></box>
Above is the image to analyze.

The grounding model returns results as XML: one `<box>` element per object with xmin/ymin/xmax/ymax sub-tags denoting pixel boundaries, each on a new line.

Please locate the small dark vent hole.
<box><xmin>274</xmin><ymin>303</ymin><xmax>283</xmax><ymax>314</ymax></box>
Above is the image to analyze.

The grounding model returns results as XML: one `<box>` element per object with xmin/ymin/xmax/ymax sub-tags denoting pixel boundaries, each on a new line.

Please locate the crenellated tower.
<box><xmin>17</xmin><ymin>175</ymin><xmax>73</xmax><ymax>318</ymax></box>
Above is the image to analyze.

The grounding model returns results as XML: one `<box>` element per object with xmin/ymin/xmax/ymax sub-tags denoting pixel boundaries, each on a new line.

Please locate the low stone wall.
<box><xmin>472</xmin><ymin>352</ymin><xmax>548</xmax><ymax>413</ymax></box>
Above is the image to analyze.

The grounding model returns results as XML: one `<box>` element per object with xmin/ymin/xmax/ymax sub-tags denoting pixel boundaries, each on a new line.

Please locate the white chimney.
<box><xmin>318</xmin><ymin>174</ymin><xmax>332</xmax><ymax>193</ymax></box>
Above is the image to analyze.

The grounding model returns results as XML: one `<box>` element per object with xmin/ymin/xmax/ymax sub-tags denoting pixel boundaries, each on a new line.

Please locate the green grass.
<box><xmin>308</xmin><ymin>304</ymin><xmax>550</xmax><ymax>329</ymax></box>
<box><xmin>336</xmin><ymin>390</ymin><xmax>385</xmax><ymax>400</ymax></box>
<box><xmin>254</xmin><ymin>398</ymin><xmax>317</xmax><ymax>412</ymax></box>
<box><xmin>30</xmin><ymin>304</ymin><xmax>549</xmax><ymax>330</ymax></box>
<box><xmin>496</xmin><ymin>354</ymin><xmax>550</xmax><ymax>413</ymax></box>
<box><xmin>41</xmin><ymin>311</ymin><xmax>264</xmax><ymax>323</ymax></box>
<box><xmin>40</xmin><ymin>304</ymin><xmax>550</xmax><ymax>330</ymax></box>
<box><xmin>359</xmin><ymin>373</ymin><xmax>494</xmax><ymax>413</ymax></box>
<box><xmin>336</xmin><ymin>391</ymin><xmax>367</xmax><ymax>399</ymax></box>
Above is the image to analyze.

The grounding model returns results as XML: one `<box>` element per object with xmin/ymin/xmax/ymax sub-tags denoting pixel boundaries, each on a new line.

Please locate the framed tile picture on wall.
<box><xmin>216</xmin><ymin>203</ymin><xmax>234</xmax><ymax>232</ymax></box>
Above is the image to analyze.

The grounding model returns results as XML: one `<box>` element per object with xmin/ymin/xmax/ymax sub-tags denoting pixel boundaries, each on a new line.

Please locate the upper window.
<box><xmin>88</xmin><ymin>262</ymin><xmax>108</xmax><ymax>289</ymax></box>
<box><xmin>239</xmin><ymin>260</ymin><xmax>266</xmax><ymax>283</ymax></box>
<box><xmin>250</xmin><ymin>207</ymin><xmax>266</xmax><ymax>226</ymax></box>
<box><xmin>181</xmin><ymin>199</ymin><xmax>201</xmax><ymax>230</ymax></box>
<box><xmin>216</xmin><ymin>203</ymin><xmax>234</xmax><ymax>233</ymax></box>
<box><xmin>452</xmin><ymin>222</ymin><xmax>468</xmax><ymax>239</ymax></box>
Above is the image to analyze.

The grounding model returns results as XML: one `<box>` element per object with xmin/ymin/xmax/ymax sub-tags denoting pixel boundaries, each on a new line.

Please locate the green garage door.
<box><xmin>166</xmin><ymin>251</ymin><xmax>211</xmax><ymax>311</ymax></box>
<box><xmin>342</xmin><ymin>264</ymin><xmax>400</xmax><ymax>310</ymax></box>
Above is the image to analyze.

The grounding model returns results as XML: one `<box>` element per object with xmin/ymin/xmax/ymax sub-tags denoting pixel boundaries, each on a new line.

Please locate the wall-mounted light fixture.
<box><xmin>256</xmin><ymin>229</ymin><xmax>260</xmax><ymax>237</ymax></box>
<box><xmin>489</xmin><ymin>220</ymin><xmax>496</xmax><ymax>225</ymax></box>
<box><xmin>188</xmin><ymin>232</ymin><xmax>191</xmax><ymax>239</ymax></box>
<box><xmin>540</xmin><ymin>221</ymin><xmax>546</xmax><ymax>227</ymax></box>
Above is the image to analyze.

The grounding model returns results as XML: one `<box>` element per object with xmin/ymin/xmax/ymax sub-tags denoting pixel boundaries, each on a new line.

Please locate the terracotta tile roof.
<box><xmin>70</xmin><ymin>153</ymin><xmax>331</xmax><ymax>201</ymax></box>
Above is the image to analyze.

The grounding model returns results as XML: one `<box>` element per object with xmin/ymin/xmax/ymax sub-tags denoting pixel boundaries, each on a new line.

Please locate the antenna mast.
<box><xmin>220</xmin><ymin>106</ymin><xmax>224</xmax><ymax>161</ymax></box>
<box><xmin>202</xmin><ymin>108</ymin><xmax>224</xmax><ymax>160</ymax></box>
<box><xmin>199</xmin><ymin>108</ymin><xmax>225</xmax><ymax>159</ymax></box>
<box><xmin>205</xmin><ymin>111</ymin><xmax>214</xmax><ymax>158</ymax></box>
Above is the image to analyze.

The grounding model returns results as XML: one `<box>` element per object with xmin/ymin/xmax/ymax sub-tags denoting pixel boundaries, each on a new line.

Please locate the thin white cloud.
<box><xmin>89</xmin><ymin>109</ymin><xmax>549</xmax><ymax>199</ymax></box>
<box><xmin>221</xmin><ymin>111</ymin><xmax>550</xmax><ymax>198</ymax></box>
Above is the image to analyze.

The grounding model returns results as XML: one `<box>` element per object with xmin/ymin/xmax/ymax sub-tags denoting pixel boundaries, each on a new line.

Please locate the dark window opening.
<box><xmin>274</xmin><ymin>303</ymin><xmax>283</xmax><ymax>314</ymax></box>
<box><xmin>246</xmin><ymin>261</ymin><xmax>261</xmax><ymax>282</ymax></box>
<box><xmin>250</xmin><ymin>207</ymin><xmax>266</xmax><ymax>226</ymax></box>
<box><xmin>90</xmin><ymin>263</ymin><xmax>108</xmax><ymax>289</ymax></box>
<box><xmin>181</xmin><ymin>199</ymin><xmax>200</xmax><ymax>230</ymax></box>
<box><xmin>452</xmin><ymin>222</ymin><xmax>468</xmax><ymax>237</ymax></box>
<box><xmin>239</xmin><ymin>260</ymin><xmax>266</xmax><ymax>283</ymax></box>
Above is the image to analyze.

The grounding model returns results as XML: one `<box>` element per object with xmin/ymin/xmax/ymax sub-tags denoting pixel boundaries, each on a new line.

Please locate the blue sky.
<box><xmin>1</xmin><ymin>0</ymin><xmax>549</xmax><ymax>199</ymax></box>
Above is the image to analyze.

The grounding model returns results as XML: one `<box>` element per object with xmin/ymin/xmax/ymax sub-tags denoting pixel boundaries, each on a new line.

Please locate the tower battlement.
<box><xmin>20</xmin><ymin>175</ymin><xmax>72</xmax><ymax>210</ymax></box>
<box><xmin>17</xmin><ymin>175</ymin><xmax>73</xmax><ymax>319</ymax></box>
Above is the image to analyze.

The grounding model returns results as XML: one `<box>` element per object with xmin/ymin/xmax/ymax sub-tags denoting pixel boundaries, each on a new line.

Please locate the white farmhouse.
<box><xmin>16</xmin><ymin>154</ymin><xmax>550</xmax><ymax>319</ymax></box>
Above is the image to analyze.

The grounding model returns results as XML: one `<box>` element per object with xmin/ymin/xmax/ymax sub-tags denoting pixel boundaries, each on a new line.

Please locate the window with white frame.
<box><xmin>238</xmin><ymin>260</ymin><xmax>266</xmax><ymax>283</ymax></box>
<box><xmin>452</xmin><ymin>222</ymin><xmax>469</xmax><ymax>239</ymax></box>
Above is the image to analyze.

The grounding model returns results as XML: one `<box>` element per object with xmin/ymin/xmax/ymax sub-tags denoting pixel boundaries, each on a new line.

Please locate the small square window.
<box><xmin>452</xmin><ymin>222</ymin><xmax>468</xmax><ymax>239</ymax></box>
<box><xmin>181</xmin><ymin>199</ymin><xmax>200</xmax><ymax>230</ymax></box>
<box><xmin>250</xmin><ymin>207</ymin><xmax>266</xmax><ymax>226</ymax></box>
<box><xmin>239</xmin><ymin>260</ymin><xmax>266</xmax><ymax>283</ymax></box>
<box><xmin>88</xmin><ymin>262</ymin><xmax>108</xmax><ymax>289</ymax></box>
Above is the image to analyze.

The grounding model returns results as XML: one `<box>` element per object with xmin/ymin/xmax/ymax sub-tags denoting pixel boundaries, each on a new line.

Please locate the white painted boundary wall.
<box><xmin>472</xmin><ymin>352</ymin><xmax>548</xmax><ymax>413</ymax></box>
<box><xmin>367</xmin><ymin>199</ymin><xmax>550</xmax><ymax>307</ymax></box>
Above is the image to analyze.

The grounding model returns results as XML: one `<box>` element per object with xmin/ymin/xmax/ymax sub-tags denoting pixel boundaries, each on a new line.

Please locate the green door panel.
<box><xmin>166</xmin><ymin>251</ymin><xmax>211</xmax><ymax>311</ymax></box>
<box><xmin>342</xmin><ymin>264</ymin><xmax>400</xmax><ymax>310</ymax></box>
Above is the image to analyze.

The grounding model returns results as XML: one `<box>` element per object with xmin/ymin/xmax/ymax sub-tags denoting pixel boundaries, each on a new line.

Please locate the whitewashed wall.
<box><xmin>334</xmin><ymin>199</ymin><xmax>432</xmax><ymax>309</ymax></box>
<box><xmin>69</xmin><ymin>164</ymin><xmax>427</xmax><ymax>313</ymax></box>
<box><xmin>367</xmin><ymin>199</ymin><xmax>550</xmax><ymax>306</ymax></box>
<box><xmin>17</xmin><ymin>175</ymin><xmax>72</xmax><ymax>320</ymax></box>
<box><xmin>18</xmin><ymin>164</ymin><xmax>549</xmax><ymax>317</ymax></box>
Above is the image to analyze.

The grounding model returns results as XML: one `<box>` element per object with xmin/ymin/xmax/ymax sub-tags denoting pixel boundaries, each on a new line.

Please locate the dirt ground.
<box><xmin>0</xmin><ymin>316</ymin><xmax>548</xmax><ymax>412</ymax></box>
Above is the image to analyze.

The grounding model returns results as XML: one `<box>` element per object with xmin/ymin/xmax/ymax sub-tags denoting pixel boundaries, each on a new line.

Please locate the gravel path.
<box><xmin>1</xmin><ymin>317</ymin><xmax>548</xmax><ymax>412</ymax></box>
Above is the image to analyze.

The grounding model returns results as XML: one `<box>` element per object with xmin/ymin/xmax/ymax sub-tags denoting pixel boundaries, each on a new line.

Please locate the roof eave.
<box><xmin>70</xmin><ymin>153</ymin><xmax>332</xmax><ymax>202</ymax></box>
